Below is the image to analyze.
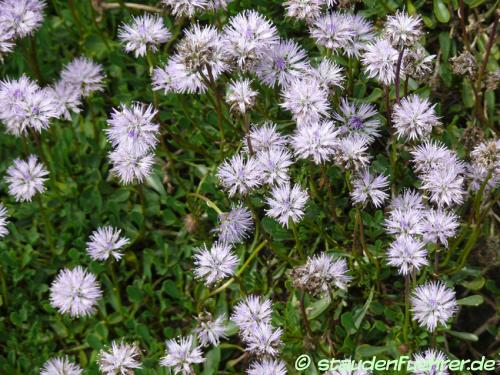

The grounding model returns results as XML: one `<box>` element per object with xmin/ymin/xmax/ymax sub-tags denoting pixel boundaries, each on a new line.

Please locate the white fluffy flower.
<box><xmin>283</xmin><ymin>0</ymin><xmax>323</xmax><ymax>22</ymax></box>
<box><xmin>195</xmin><ymin>313</ymin><xmax>228</xmax><ymax>347</ymax></box>
<box><xmin>386</xmin><ymin>235</ymin><xmax>428</xmax><ymax>276</ymax></box>
<box><xmin>392</xmin><ymin>94</ymin><xmax>440</xmax><ymax>141</ymax></box>
<box><xmin>343</xmin><ymin>13</ymin><xmax>374</xmax><ymax>58</ymax></box>
<box><xmin>215</xmin><ymin>204</ymin><xmax>254</xmax><ymax>245</ymax></box>
<box><xmin>256</xmin><ymin>147</ymin><xmax>293</xmax><ymax>185</ymax></box>
<box><xmin>40</xmin><ymin>356</ymin><xmax>82</xmax><ymax>375</ymax></box>
<box><xmin>265</xmin><ymin>183</ymin><xmax>308</xmax><ymax>227</ymax></box>
<box><xmin>362</xmin><ymin>38</ymin><xmax>399</xmax><ymax>85</ymax></box>
<box><xmin>217</xmin><ymin>154</ymin><xmax>262</xmax><ymax>197</ymax></box>
<box><xmin>244</xmin><ymin>122</ymin><xmax>288</xmax><ymax>153</ymax></box>
<box><xmin>420</xmin><ymin>165</ymin><xmax>465</xmax><ymax>207</ymax></box>
<box><xmin>333</xmin><ymin>98</ymin><xmax>381</xmax><ymax>143</ymax></box>
<box><xmin>309</xmin><ymin>12</ymin><xmax>354</xmax><ymax>52</ymax></box>
<box><xmin>161</xmin><ymin>0</ymin><xmax>207</xmax><ymax>18</ymax></box>
<box><xmin>225</xmin><ymin>78</ymin><xmax>258</xmax><ymax>114</ymax></box>
<box><xmin>411</xmin><ymin>140</ymin><xmax>459</xmax><ymax>175</ymax></box>
<box><xmin>291</xmin><ymin>120</ymin><xmax>340</xmax><ymax>164</ymax></box>
<box><xmin>0</xmin><ymin>203</ymin><xmax>9</xmax><ymax>238</ymax></box>
<box><xmin>45</xmin><ymin>80</ymin><xmax>82</xmax><ymax>121</ymax></box>
<box><xmin>109</xmin><ymin>148</ymin><xmax>155</xmax><ymax>185</ymax></box>
<box><xmin>151</xmin><ymin>65</ymin><xmax>175</xmax><ymax>94</ymax></box>
<box><xmin>61</xmin><ymin>57</ymin><xmax>105</xmax><ymax>97</ymax></box>
<box><xmin>421</xmin><ymin>209</ymin><xmax>459</xmax><ymax>247</ymax></box>
<box><xmin>5</xmin><ymin>155</ymin><xmax>48</xmax><ymax>202</ymax></box>
<box><xmin>411</xmin><ymin>281</ymin><xmax>457</xmax><ymax>332</ymax></box>
<box><xmin>231</xmin><ymin>295</ymin><xmax>273</xmax><ymax>331</ymax></box>
<box><xmin>248</xmin><ymin>359</ymin><xmax>287</xmax><ymax>375</ymax></box>
<box><xmin>333</xmin><ymin>134</ymin><xmax>372</xmax><ymax>171</ymax></box>
<box><xmin>193</xmin><ymin>243</ymin><xmax>239</xmax><ymax>285</ymax></box>
<box><xmin>98</xmin><ymin>341</ymin><xmax>142</xmax><ymax>375</ymax></box>
<box><xmin>306</xmin><ymin>58</ymin><xmax>344</xmax><ymax>92</ymax></box>
<box><xmin>390</xmin><ymin>189</ymin><xmax>425</xmax><ymax>212</ymax></box>
<box><xmin>0</xmin><ymin>0</ymin><xmax>45</xmax><ymax>38</ymax></box>
<box><xmin>160</xmin><ymin>336</ymin><xmax>205</xmax><ymax>374</ymax></box>
<box><xmin>49</xmin><ymin>266</ymin><xmax>102</xmax><ymax>318</ymax></box>
<box><xmin>412</xmin><ymin>349</ymin><xmax>449</xmax><ymax>375</ymax></box>
<box><xmin>243</xmin><ymin>323</ymin><xmax>283</xmax><ymax>357</ymax></box>
<box><xmin>119</xmin><ymin>14</ymin><xmax>171</xmax><ymax>58</ymax></box>
<box><xmin>385</xmin><ymin>207</ymin><xmax>424</xmax><ymax>237</ymax></box>
<box><xmin>384</xmin><ymin>11</ymin><xmax>422</xmax><ymax>48</ymax></box>
<box><xmin>86</xmin><ymin>226</ymin><xmax>130</xmax><ymax>261</ymax></box>
<box><xmin>351</xmin><ymin>169</ymin><xmax>389</xmax><ymax>208</ymax></box>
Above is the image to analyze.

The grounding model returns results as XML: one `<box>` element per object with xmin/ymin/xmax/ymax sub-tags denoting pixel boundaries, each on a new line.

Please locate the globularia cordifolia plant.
<box><xmin>0</xmin><ymin>0</ymin><xmax>498</xmax><ymax>374</ymax></box>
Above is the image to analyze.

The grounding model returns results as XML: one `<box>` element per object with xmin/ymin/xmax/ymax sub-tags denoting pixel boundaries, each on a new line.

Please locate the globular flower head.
<box><xmin>157</xmin><ymin>56</ymin><xmax>207</xmax><ymax>94</ymax></box>
<box><xmin>384</xmin><ymin>11</ymin><xmax>423</xmax><ymax>48</ymax></box>
<box><xmin>49</xmin><ymin>266</ymin><xmax>102</xmax><ymax>318</ymax></box>
<box><xmin>231</xmin><ymin>295</ymin><xmax>273</xmax><ymax>331</ymax></box>
<box><xmin>195</xmin><ymin>313</ymin><xmax>228</xmax><ymax>347</ymax></box>
<box><xmin>333</xmin><ymin>98</ymin><xmax>381</xmax><ymax>143</ymax></box>
<box><xmin>420</xmin><ymin>164</ymin><xmax>465</xmax><ymax>208</ymax></box>
<box><xmin>45</xmin><ymin>80</ymin><xmax>82</xmax><ymax>121</ymax></box>
<box><xmin>248</xmin><ymin>358</ymin><xmax>287</xmax><ymax>375</ymax></box>
<box><xmin>411</xmin><ymin>281</ymin><xmax>457</xmax><ymax>332</ymax></box>
<box><xmin>362</xmin><ymin>38</ymin><xmax>399</xmax><ymax>85</ymax></box>
<box><xmin>5</xmin><ymin>155</ymin><xmax>48</xmax><ymax>202</ymax></box>
<box><xmin>421</xmin><ymin>209</ymin><xmax>459</xmax><ymax>247</ymax></box>
<box><xmin>151</xmin><ymin>65</ymin><xmax>175</xmax><ymax>94</ymax></box>
<box><xmin>291</xmin><ymin>252</ymin><xmax>351</xmax><ymax>295</ymax></box>
<box><xmin>61</xmin><ymin>57</ymin><xmax>105</xmax><ymax>97</ymax></box>
<box><xmin>160</xmin><ymin>336</ymin><xmax>205</xmax><ymax>374</ymax></box>
<box><xmin>225</xmin><ymin>78</ymin><xmax>258</xmax><ymax>114</ymax></box>
<box><xmin>193</xmin><ymin>243</ymin><xmax>239</xmax><ymax>285</ymax></box>
<box><xmin>256</xmin><ymin>147</ymin><xmax>293</xmax><ymax>186</ymax></box>
<box><xmin>217</xmin><ymin>154</ymin><xmax>262</xmax><ymax>197</ymax></box>
<box><xmin>224</xmin><ymin>10</ymin><xmax>279</xmax><ymax>70</ymax></box>
<box><xmin>214</xmin><ymin>203</ymin><xmax>254</xmax><ymax>245</ymax></box>
<box><xmin>109</xmin><ymin>149</ymin><xmax>155</xmax><ymax>185</ymax></box>
<box><xmin>40</xmin><ymin>356</ymin><xmax>82</xmax><ymax>375</ymax></box>
<box><xmin>86</xmin><ymin>226</ymin><xmax>130</xmax><ymax>261</ymax></box>
<box><xmin>255</xmin><ymin>39</ymin><xmax>310</xmax><ymax>88</ymax></box>
<box><xmin>385</xmin><ymin>207</ymin><xmax>424</xmax><ymax>237</ymax></box>
<box><xmin>351</xmin><ymin>169</ymin><xmax>389</xmax><ymax>208</ymax></box>
<box><xmin>280</xmin><ymin>78</ymin><xmax>330</xmax><ymax>127</ymax></box>
<box><xmin>333</xmin><ymin>134</ymin><xmax>372</xmax><ymax>171</ymax></box>
<box><xmin>283</xmin><ymin>0</ymin><xmax>323</xmax><ymax>22</ymax></box>
<box><xmin>106</xmin><ymin>103</ymin><xmax>160</xmax><ymax>155</ymax></box>
<box><xmin>0</xmin><ymin>203</ymin><xmax>9</xmax><ymax>238</ymax></box>
<box><xmin>242</xmin><ymin>323</ymin><xmax>283</xmax><ymax>357</ymax></box>
<box><xmin>306</xmin><ymin>58</ymin><xmax>344</xmax><ymax>92</ymax></box>
<box><xmin>161</xmin><ymin>0</ymin><xmax>207</xmax><ymax>18</ymax></box>
<box><xmin>0</xmin><ymin>0</ymin><xmax>45</xmax><ymax>38</ymax></box>
<box><xmin>98</xmin><ymin>341</ymin><xmax>142</xmax><ymax>375</ymax></box>
<box><xmin>291</xmin><ymin>120</ymin><xmax>340</xmax><ymax>164</ymax></box>
<box><xmin>119</xmin><ymin>14</ymin><xmax>171</xmax><ymax>58</ymax></box>
<box><xmin>0</xmin><ymin>24</ymin><xmax>15</xmax><ymax>61</ymax></box>
<box><xmin>309</xmin><ymin>12</ymin><xmax>355</xmax><ymax>53</ymax></box>
<box><xmin>412</xmin><ymin>349</ymin><xmax>449</xmax><ymax>375</ymax></box>
<box><xmin>343</xmin><ymin>13</ymin><xmax>374</xmax><ymax>58</ymax></box>
<box><xmin>410</xmin><ymin>140</ymin><xmax>458</xmax><ymax>175</ymax></box>
<box><xmin>244</xmin><ymin>122</ymin><xmax>288</xmax><ymax>153</ymax></box>
<box><xmin>392</xmin><ymin>94</ymin><xmax>440</xmax><ymax>141</ymax></box>
<box><xmin>386</xmin><ymin>235</ymin><xmax>428</xmax><ymax>275</ymax></box>
<box><xmin>390</xmin><ymin>189</ymin><xmax>425</xmax><ymax>212</ymax></box>
<box><xmin>265</xmin><ymin>183</ymin><xmax>308</xmax><ymax>227</ymax></box>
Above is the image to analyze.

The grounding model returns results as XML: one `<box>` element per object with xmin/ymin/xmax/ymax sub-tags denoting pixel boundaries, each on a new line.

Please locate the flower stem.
<box><xmin>394</xmin><ymin>47</ymin><xmax>405</xmax><ymax>105</ymax></box>
<box><xmin>403</xmin><ymin>275</ymin><xmax>410</xmax><ymax>345</ymax></box>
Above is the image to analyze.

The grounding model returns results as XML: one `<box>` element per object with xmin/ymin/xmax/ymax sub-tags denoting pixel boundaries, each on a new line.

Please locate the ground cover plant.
<box><xmin>0</xmin><ymin>0</ymin><xmax>498</xmax><ymax>374</ymax></box>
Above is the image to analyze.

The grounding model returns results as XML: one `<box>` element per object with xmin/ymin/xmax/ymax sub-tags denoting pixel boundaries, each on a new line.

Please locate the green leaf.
<box><xmin>126</xmin><ymin>285</ymin><xmax>144</xmax><ymax>303</ymax></box>
<box><xmin>341</xmin><ymin>312</ymin><xmax>356</xmax><ymax>335</ymax></box>
<box><xmin>461</xmin><ymin>277</ymin><xmax>485</xmax><ymax>291</ymax></box>
<box><xmin>203</xmin><ymin>347</ymin><xmax>221</xmax><ymax>375</ymax></box>
<box><xmin>439</xmin><ymin>32</ymin><xmax>451</xmax><ymax>60</ymax></box>
<box><xmin>307</xmin><ymin>296</ymin><xmax>331</xmax><ymax>320</ymax></box>
<box><xmin>447</xmin><ymin>330</ymin><xmax>479</xmax><ymax>341</ymax></box>
<box><xmin>356</xmin><ymin>344</ymin><xmax>387</xmax><ymax>357</ymax></box>
<box><xmin>456</xmin><ymin>295</ymin><xmax>484</xmax><ymax>306</ymax></box>
<box><xmin>354</xmin><ymin>288</ymin><xmax>374</xmax><ymax>329</ymax></box>
<box><xmin>465</xmin><ymin>0</ymin><xmax>486</xmax><ymax>7</ymax></box>
<box><xmin>434</xmin><ymin>0</ymin><xmax>451</xmax><ymax>23</ymax></box>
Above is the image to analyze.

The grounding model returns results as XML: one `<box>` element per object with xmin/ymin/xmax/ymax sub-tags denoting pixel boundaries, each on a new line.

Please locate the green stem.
<box><xmin>403</xmin><ymin>275</ymin><xmax>410</xmax><ymax>345</ymax></box>
<box><xmin>291</xmin><ymin>221</ymin><xmax>304</xmax><ymax>259</ymax></box>
<box><xmin>188</xmin><ymin>193</ymin><xmax>223</xmax><ymax>215</ymax></box>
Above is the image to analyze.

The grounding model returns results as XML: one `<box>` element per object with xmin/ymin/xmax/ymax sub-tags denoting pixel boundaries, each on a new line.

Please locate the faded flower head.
<box><xmin>333</xmin><ymin>134</ymin><xmax>372</xmax><ymax>171</ymax></box>
<box><xmin>384</xmin><ymin>11</ymin><xmax>422</xmax><ymax>48</ymax></box>
<box><xmin>49</xmin><ymin>266</ymin><xmax>102</xmax><ymax>318</ymax></box>
<box><xmin>109</xmin><ymin>148</ymin><xmax>155</xmax><ymax>185</ymax></box>
<box><xmin>5</xmin><ymin>155</ymin><xmax>48</xmax><ymax>202</ymax></box>
<box><xmin>119</xmin><ymin>14</ymin><xmax>171</xmax><ymax>58</ymax></box>
<box><xmin>412</xmin><ymin>349</ymin><xmax>449</xmax><ymax>375</ymax></box>
<box><xmin>160</xmin><ymin>336</ymin><xmax>205</xmax><ymax>374</ymax></box>
<box><xmin>450</xmin><ymin>51</ymin><xmax>477</xmax><ymax>78</ymax></box>
<box><xmin>291</xmin><ymin>252</ymin><xmax>351</xmax><ymax>295</ymax></box>
<box><xmin>422</xmin><ymin>209</ymin><xmax>459</xmax><ymax>247</ymax></box>
<box><xmin>0</xmin><ymin>203</ymin><xmax>8</xmax><ymax>238</ymax></box>
<box><xmin>215</xmin><ymin>203</ymin><xmax>254</xmax><ymax>245</ymax></box>
<box><xmin>403</xmin><ymin>44</ymin><xmax>435</xmax><ymax>81</ymax></box>
<box><xmin>362</xmin><ymin>38</ymin><xmax>399</xmax><ymax>85</ymax></box>
<box><xmin>256</xmin><ymin>147</ymin><xmax>293</xmax><ymax>185</ymax></box>
<box><xmin>217</xmin><ymin>154</ymin><xmax>262</xmax><ymax>197</ymax></box>
<box><xmin>265</xmin><ymin>183</ymin><xmax>308</xmax><ymax>227</ymax></box>
<box><xmin>0</xmin><ymin>0</ymin><xmax>45</xmax><ymax>38</ymax></box>
<box><xmin>195</xmin><ymin>313</ymin><xmax>228</xmax><ymax>347</ymax></box>
<box><xmin>248</xmin><ymin>358</ymin><xmax>287</xmax><ymax>375</ymax></box>
<box><xmin>309</xmin><ymin>12</ymin><xmax>354</xmax><ymax>53</ymax></box>
<box><xmin>333</xmin><ymin>98</ymin><xmax>381</xmax><ymax>143</ymax></box>
<box><xmin>386</xmin><ymin>235</ymin><xmax>428</xmax><ymax>276</ymax></box>
<box><xmin>244</xmin><ymin>122</ymin><xmax>288</xmax><ymax>153</ymax></box>
<box><xmin>470</xmin><ymin>139</ymin><xmax>499</xmax><ymax>174</ymax></box>
<box><xmin>392</xmin><ymin>94</ymin><xmax>440</xmax><ymax>141</ymax></box>
<box><xmin>193</xmin><ymin>242</ymin><xmax>239</xmax><ymax>285</ymax></box>
<box><xmin>98</xmin><ymin>341</ymin><xmax>142</xmax><ymax>375</ymax></box>
<box><xmin>283</xmin><ymin>0</ymin><xmax>323</xmax><ymax>22</ymax></box>
<box><xmin>351</xmin><ymin>169</ymin><xmax>389</xmax><ymax>208</ymax></box>
<box><xmin>411</xmin><ymin>281</ymin><xmax>457</xmax><ymax>332</ymax></box>
<box><xmin>161</xmin><ymin>0</ymin><xmax>207</xmax><ymax>18</ymax></box>
<box><xmin>291</xmin><ymin>120</ymin><xmax>340</xmax><ymax>164</ymax></box>
<box><xmin>225</xmin><ymin>78</ymin><xmax>258</xmax><ymax>114</ymax></box>
<box><xmin>86</xmin><ymin>226</ymin><xmax>130</xmax><ymax>261</ymax></box>
<box><xmin>61</xmin><ymin>57</ymin><xmax>105</xmax><ymax>97</ymax></box>
<box><xmin>231</xmin><ymin>295</ymin><xmax>273</xmax><ymax>331</ymax></box>
<box><xmin>40</xmin><ymin>356</ymin><xmax>82</xmax><ymax>375</ymax></box>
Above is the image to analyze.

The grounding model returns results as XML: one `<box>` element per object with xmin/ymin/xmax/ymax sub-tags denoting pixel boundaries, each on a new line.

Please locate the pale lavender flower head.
<box><xmin>385</xmin><ymin>207</ymin><xmax>424</xmax><ymax>237</ymax></box>
<box><xmin>0</xmin><ymin>0</ymin><xmax>45</xmax><ymax>38</ymax></box>
<box><xmin>224</xmin><ymin>10</ymin><xmax>279</xmax><ymax>70</ymax></box>
<box><xmin>160</xmin><ymin>336</ymin><xmax>205</xmax><ymax>374</ymax></box>
<box><xmin>465</xmin><ymin>162</ymin><xmax>498</xmax><ymax>193</ymax></box>
<box><xmin>411</xmin><ymin>281</ymin><xmax>457</xmax><ymax>332</ymax></box>
<box><xmin>280</xmin><ymin>78</ymin><xmax>330</xmax><ymax>127</ymax></box>
<box><xmin>256</xmin><ymin>147</ymin><xmax>293</xmax><ymax>186</ymax></box>
<box><xmin>248</xmin><ymin>359</ymin><xmax>287</xmax><ymax>375</ymax></box>
<box><xmin>231</xmin><ymin>295</ymin><xmax>273</xmax><ymax>331</ymax></box>
<box><xmin>151</xmin><ymin>65</ymin><xmax>175</xmax><ymax>94</ymax></box>
<box><xmin>343</xmin><ymin>13</ymin><xmax>374</xmax><ymax>58</ymax></box>
<box><xmin>351</xmin><ymin>169</ymin><xmax>389</xmax><ymax>208</ymax></box>
<box><xmin>291</xmin><ymin>120</ymin><xmax>340</xmax><ymax>164</ymax></box>
<box><xmin>421</xmin><ymin>209</ymin><xmax>459</xmax><ymax>247</ymax></box>
<box><xmin>217</xmin><ymin>154</ymin><xmax>262</xmax><ymax>197</ymax></box>
<box><xmin>98</xmin><ymin>341</ymin><xmax>142</xmax><ymax>375</ymax></box>
<box><xmin>386</xmin><ymin>235</ymin><xmax>428</xmax><ymax>276</ymax></box>
<box><xmin>158</xmin><ymin>56</ymin><xmax>207</xmax><ymax>94</ymax></box>
<box><xmin>420</xmin><ymin>164</ymin><xmax>465</xmax><ymax>208</ymax></box>
<box><xmin>206</xmin><ymin>0</ymin><xmax>232</xmax><ymax>10</ymax></box>
<box><xmin>161</xmin><ymin>0</ymin><xmax>207</xmax><ymax>18</ymax></box>
<box><xmin>119</xmin><ymin>14</ymin><xmax>171</xmax><ymax>58</ymax></box>
<box><xmin>384</xmin><ymin>11</ymin><xmax>423</xmax><ymax>48</ymax></box>
<box><xmin>362</xmin><ymin>38</ymin><xmax>399</xmax><ymax>85</ymax></box>
<box><xmin>333</xmin><ymin>134</ymin><xmax>372</xmax><ymax>171</ymax></box>
<box><xmin>215</xmin><ymin>203</ymin><xmax>254</xmax><ymax>245</ymax></box>
<box><xmin>0</xmin><ymin>24</ymin><xmax>15</xmax><ymax>61</ymax></box>
<box><xmin>283</xmin><ymin>0</ymin><xmax>323</xmax><ymax>22</ymax></box>
<box><xmin>0</xmin><ymin>203</ymin><xmax>8</xmax><ymax>238</ymax></box>
<box><xmin>5</xmin><ymin>155</ymin><xmax>48</xmax><ymax>202</ymax></box>
<box><xmin>244</xmin><ymin>122</ymin><xmax>288</xmax><ymax>153</ymax></box>
<box><xmin>255</xmin><ymin>39</ymin><xmax>310</xmax><ymax>87</ymax></box>
<box><xmin>61</xmin><ymin>57</ymin><xmax>105</xmax><ymax>97</ymax></box>
<box><xmin>292</xmin><ymin>252</ymin><xmax>351</xmax><ymax>295</ymax></box>
<box><xmin>266</xmin><ymin>183</ymin><xmax>308</xmax><ymax>227</ymax></box>
<box><xmin>49</xmin><ymin>266</ymin><xmax>102</xmax><ymax>318</ymax></box>
<box><xmin>412</xmin><ymin>349</ymin><xmax>449</xmax><ymax>375</ymax></box>
<box><xmin>195</xmin><ymin>313</ymin><xmax>228</xmax><ymax>347</ymax></box>
<box><xmin>392</xmin><ymin>94</ymin><xmax>440</xmax><ymax>141</ymax></box>
<box><xmin>45</xmin><ymin>80</ymin><xmax>81</xmax><ymax>121</ymax></box>
<box><xmin>40</xmin><ymin>356</ymin><xmax>82</xmax><ymax>375</ymax></box>
<box><xmin>86</xmin><ymin>226</ymin><xmax>130</xmax><ymax>261</ymax></box>
<box><xmin>193</xmin><ymin>243</ymin><xmax>239</xmax><ymax>285</ymax></box>
<box><xmin>411</xmin><ymin>140</ymin><xmax>455</xmax><ymax>175</ymax></box>
<box><xmin>243</xmin><ymin>323</ymin><xmax>283</xmax><ymax>357</ymax></box>
<box><xmin>333</xmin><ymin>98</ymin><xmax>381</xmax><ymax>143</ymax></box>
<box><xmin>109</xmin><ymin>148</ymin><xmax>155</xmax><ymax>185</ymax></box>
<box><xmin>0</xmin><ymin>75</ymin><xmax>38</xmax><ymax>131</ymax></box>
<box><xmin>105</xmin><ymin>103</ymin><xmax>159</xmax><ymax>155</ymax></box>
<box><xmin>225</xmin><ymin>78</ymin><xmax>258</xmax><ymax>114</ymax></box>
<box><xmin>306</xmin><ymin>58</ymin><xmax>344</xmax><ymax>92</ymax></box>
<box><xmin>309</xmin><ymin>12</ymin><xmax>355</xmax><ymax>52</ymax></box>
<box><xmin>390</xmin><ymin>189</ymin><xmax>425</xmax><ymax>212</ymax></box>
